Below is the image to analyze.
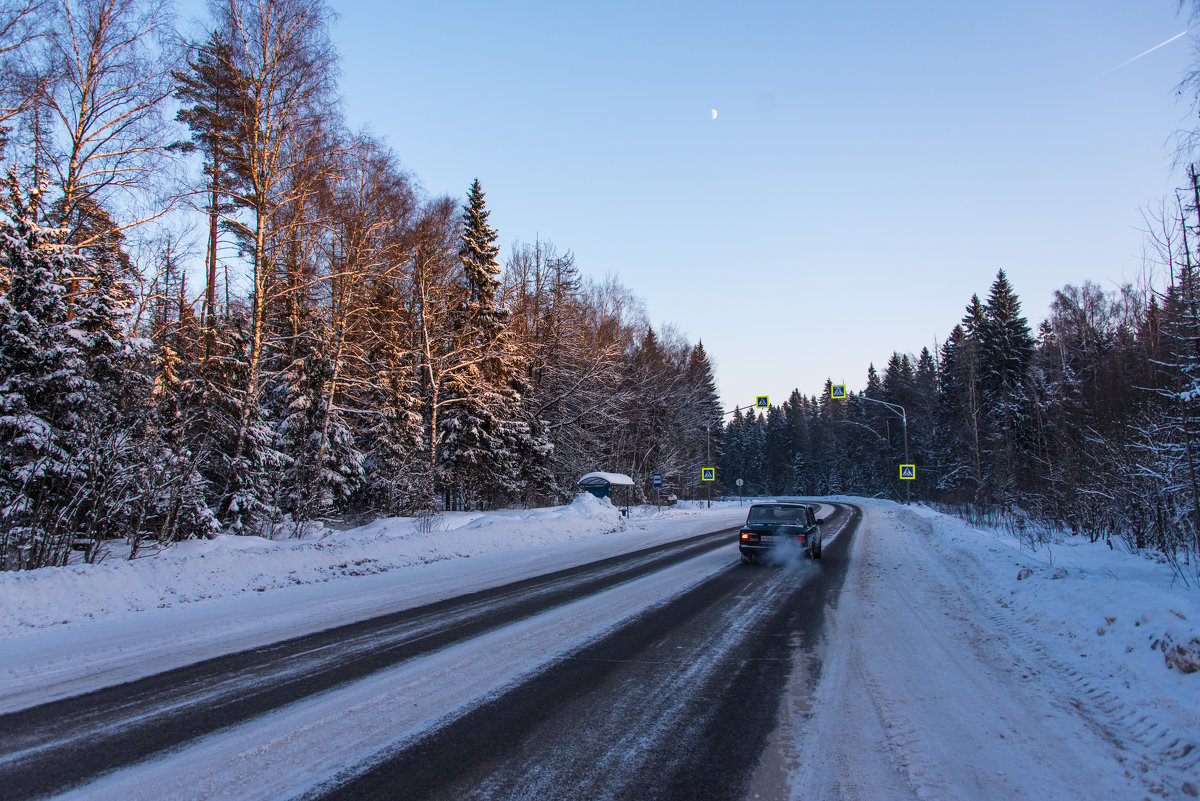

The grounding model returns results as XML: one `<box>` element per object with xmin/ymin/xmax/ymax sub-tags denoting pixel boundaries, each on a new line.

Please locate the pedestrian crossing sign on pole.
<box><xmin>756</xmin><ymin>396</ymin><xmax>769</xmax><ymax>409</ymax></box>
<box><xmin>701</xmin><ymin>467</ymin><xmax>716</xmax><ymax>482</ymax></box>
<box><xmin>899</xmin><ymin>464</ymin><xmax>916</xmax><ymax>480</ymax></box>
<box><xmin>830</xmin><ymin>384</ymin><xmax>847</xmax><ymax>400</ymax></box>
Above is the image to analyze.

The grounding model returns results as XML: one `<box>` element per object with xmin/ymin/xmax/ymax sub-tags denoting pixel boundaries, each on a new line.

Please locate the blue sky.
<box><xmin>185</xmin><ymin>1</ymin><xmax>1199</xmax><ymax>412</ymax></box>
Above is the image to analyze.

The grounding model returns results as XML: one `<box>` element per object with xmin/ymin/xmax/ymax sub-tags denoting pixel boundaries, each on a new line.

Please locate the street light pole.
<box><xmin>846</xmin><ymin>394</ymin><xmax>910</xmax><ymax>504</ymax></box>
<box><xmin>713</xmin><ymin>401</ymin><xmax>769</xmax><ymax>505</ymax></box>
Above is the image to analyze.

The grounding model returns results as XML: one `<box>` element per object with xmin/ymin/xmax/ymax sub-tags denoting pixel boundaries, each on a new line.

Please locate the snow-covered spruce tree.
<box><xmin>141</xmin><ymin>243</ymin><xmax>221</xmax><ymax>546</ymax></box>
<box><xmin>910</xmin><ymin>346</ymin><xmax>940</xmax><ymax>499</ymax></box>
<box><xmin>1144</xmin><ymin>180</ymin><xmax>1200</xmax><ymax>561</ymax></box>
<box><xmin>352</xmin><ymin>235</ymin><xmax>432</xmax><ymax>516</ymax></box>
<box><xmin>272</xmin><ymin>348</ymin><xmax>363</xmax><ymax>528</ymax></box>
<box><xmin>148</xmin><ymin>347</ymin><xmax>220</xmax><ymax>547</ymax></box>
<box><xmin>66</xmin><ymin>222</ymin><xmax>162</xmax><ymax>559</ymax></box>
<box><xmin>686</xmin><ymin>340</ymin><xmax>723</xmax><ymax>487</ymax></box>
<box><xmin>781</xmin><ymin>390</ymin><xmax>815</xmax><ymax>494</ymax></box>
<box><xmin>762</xmin><ymin>403</ymin><xmax>791</xmax><ymax>494</ymax></box>
<box><xmin>359</xmin><ymin>366</ymin><xmax>427</xmax><ymax>516</ymax></box>
<box><xmin>199</xmin><ymin>308</ymin><xmax>282</xmax><ymax>534</ymax></box>
<box><xmin>937</xmin><ymin>301</ymin><xmax>986</xmax><ymax>501</ymax></box>
<box><xmin>811</xmin><ymin>378</ymin><xmax>845</xmax><ymax>496</ymax></box>
<box><xmin>0</xmin><ymin>173</ymin><xmax>88</xmax><ymax>569</ymax></box>
<box><xmin>977</xmin><ymin>270</ymin><xmax>1035</xmax><ymax>508</ymax></box>
<box><xmin>439</xmin><ymin>180</ymin><xmax>548</xmax><ymax>509</ymax></box>
<box><xmin>880</xmin><ymin>352</ymin><xmax>916</xmax><ymax>496</ymax></box>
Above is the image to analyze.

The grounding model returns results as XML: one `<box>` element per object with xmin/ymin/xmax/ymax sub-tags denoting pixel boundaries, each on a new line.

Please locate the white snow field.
<box><xmin>1</xmin><ymin>496</ymin><xmax>1198</xmax><ymax>799</ymax></box>
<box><xmin>757</xmin><ymin>500</ymin><xmax>1200</xmax><ymax>801</ymax></box>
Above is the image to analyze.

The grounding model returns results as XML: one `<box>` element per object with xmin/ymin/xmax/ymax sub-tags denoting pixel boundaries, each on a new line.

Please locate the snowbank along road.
<box><xmin>761</xmin><ymin>502</ymin><xmax>1194</xmax><ymax>801</ymax></box>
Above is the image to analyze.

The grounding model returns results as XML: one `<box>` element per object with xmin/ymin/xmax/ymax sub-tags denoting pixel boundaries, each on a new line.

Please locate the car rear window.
<box><xmin>747</xmin><ymin>505</ymin><xmax>806</xmax><ymax>523</ymax></box>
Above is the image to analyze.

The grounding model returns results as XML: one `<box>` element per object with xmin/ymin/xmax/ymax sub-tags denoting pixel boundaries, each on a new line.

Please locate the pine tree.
<box><xmin>0</xmin><ymin>172</ymin><xmax>88</xmax><ymax>568</ymax></box>
<box><xmin>686</xmin><ymin>340</ymin><xmax>722</xmax><ymax>486</ymax></box>
<box><xmin>172</xmin><ymin>30</ymin><xmax>252</xmax><ymax>354</ymax></box>
<box><xmin>978</xmin><ymin>269</ymin><xmax>1035</xmax><ymax>505</ymax></box>
<box><xmin>459</xmin><ymin>179</ymin><xmax>503</xmax><ymax>333</ymax></box>
<box><xmin>273</xmin><ymin>350</ymin><xmax>363</xmax><ymax>525</ymax></box>
<box><xmin>979</xmin><ymin>270</ymin><xmax>1034</xmax><ymax>396</ymax></box>
<box><xmin>438</xmin><ymin>180</ymin><xmax>546</xmax><ymax>508</ymax></box>
<box><xmin>68</xmin><ymin>223</ymin><xmax>160</xmax><ymax>554</ymax></box>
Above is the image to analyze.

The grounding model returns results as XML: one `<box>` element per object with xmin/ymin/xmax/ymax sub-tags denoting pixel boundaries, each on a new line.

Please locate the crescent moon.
<box><xmin>711</xmin><ymin>109</ymin><xmax>718</xmax><ymax>120</ymax></box>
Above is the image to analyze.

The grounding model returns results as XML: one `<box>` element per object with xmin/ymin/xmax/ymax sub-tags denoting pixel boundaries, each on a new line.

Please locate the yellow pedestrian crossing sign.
<box><xmin>831</xmin><ymin>384</ymin><xmax>847</xmax><ymax>400</ymax></box>
<box><xmin>899</xmin><ymin>464</ymin><xmax>916</xmax><ymax>480</ymax></box>
<box><xmin>701</xmin><ymin>467</ymin><xmax>716</xmax><ymax>482</ymax></box>
<box><xmin>756</xmin><ymin>396</ymin><xmax>769</xmax><ymax>409</ymax></box>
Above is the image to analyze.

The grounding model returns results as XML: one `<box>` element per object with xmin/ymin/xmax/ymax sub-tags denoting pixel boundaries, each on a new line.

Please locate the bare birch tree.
<box><xmin>207</xmin><ymin>0</ymin><xmax>338</xmax><ymax>523</ymax></box>
<box><xmin>36</xmin><ymin>0</ymin><xmax>176</xmax><ymax>240</ymax></box>
<box><xmin>0</xmin><ymin>0</ymin><xmax>50</xmax><ymax>150</ymax></box>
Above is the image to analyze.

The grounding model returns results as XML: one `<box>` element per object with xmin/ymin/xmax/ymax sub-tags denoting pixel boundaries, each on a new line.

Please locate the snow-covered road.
<box><xmin>757</xmin><ymin>502</ymin><xmax>1199</xmax><ymax>801</ymax></box>
<box><xmin>48</xmin><ymin>544</ymin><xmax>743</xmax><ymax>800</ymax></box>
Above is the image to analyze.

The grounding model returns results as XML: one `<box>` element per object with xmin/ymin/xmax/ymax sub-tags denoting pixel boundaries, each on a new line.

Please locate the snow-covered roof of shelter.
<box><xmin>578</xmin><ymin>472</ymin><xmax>635</xmax><ymax>487</ymax></box>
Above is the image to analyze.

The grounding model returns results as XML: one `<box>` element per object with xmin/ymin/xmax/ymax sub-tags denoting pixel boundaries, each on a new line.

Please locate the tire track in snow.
<box><xmin>777</xmin><ymin>503</ymin><xmax>1146</xmax><ymax>801</ymax></box>
<box><xmin>925</xmin><ymin>511</ymin><xmax>1200</xmax><ymax>796</ymax></box>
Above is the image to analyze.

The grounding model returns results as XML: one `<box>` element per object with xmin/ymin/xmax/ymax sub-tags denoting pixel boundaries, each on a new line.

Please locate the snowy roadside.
<box><xmin>0</xmin><ymin>496</ymin><xmax>749</xmax><ymax>712</ymax></box>
<box><xmin>768</xmin><ymin>499</ymin><xmax>1200</xmax><ymax>801</ymax></box>
<box><xmin>907</xmin><ymin>502</ymin><xmax>1200</xmax><ymax>712</ymax></box>
<box><xmin>0</xmin><ymin>494</ymin><xmax>746</xmax><ymax>637</ymax></box>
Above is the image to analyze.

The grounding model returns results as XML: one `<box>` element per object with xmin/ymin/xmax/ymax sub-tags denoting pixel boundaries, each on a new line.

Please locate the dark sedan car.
<box><xmin>738</xmin><ymin>502</ymin><xmax>822</xmax><ymax>564</ymax></box>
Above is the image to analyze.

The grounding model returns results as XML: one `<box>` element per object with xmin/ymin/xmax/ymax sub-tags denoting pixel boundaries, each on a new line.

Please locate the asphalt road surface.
<box><xmin>316</xmin><ymin>503</ymin><xmax>859</xmax><ymax>801</ymax></box>
<box><xmin>0</xmin><ymin>503</ymin><xmax>859</xmax><ymax>801</ymax></box>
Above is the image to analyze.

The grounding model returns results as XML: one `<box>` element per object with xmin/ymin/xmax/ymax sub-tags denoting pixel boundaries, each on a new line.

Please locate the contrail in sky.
<box><xmin>1101</xmin><ymin>30</ymin><xmax>1188</xmax><ymax>76</ymax></box>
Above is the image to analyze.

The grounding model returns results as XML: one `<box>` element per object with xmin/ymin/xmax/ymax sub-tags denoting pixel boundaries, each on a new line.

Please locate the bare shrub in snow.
<box><xmin>413</xmin><ymin>513</ymin><xmax>444</xmax><ymax>534</ymax></box>
<box><xmin>1152</xmin><ymin>633</ymin><xmax>1200</xmax><ymax>674</ymax></box>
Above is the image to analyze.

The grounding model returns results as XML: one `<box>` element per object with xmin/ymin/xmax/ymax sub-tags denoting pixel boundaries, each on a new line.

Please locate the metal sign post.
<box><xmin>701</xmin><ymin>467</ymin><xmax>715</xmax><ymax>509</ymax></box>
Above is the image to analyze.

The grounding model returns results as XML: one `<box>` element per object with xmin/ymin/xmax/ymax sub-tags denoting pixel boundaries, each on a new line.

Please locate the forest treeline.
<box><xmin>716</xmin><ymin>5</ymin><xmax>1200</xmax><ymax>581</ymax></box>
<box><xmin>0</xmin><ymin>0</ymin><xmax>721</xmax><ymax>569</ymax></box>
<box><xmin>4</xmin><ymin>1</ymin><xmax>1200</xmax><ymax>579</ymax></box>
<box><xmin>723</xmin><ymin>254</ymin><xmax>1200</xmax><ymax>577</ymax></box>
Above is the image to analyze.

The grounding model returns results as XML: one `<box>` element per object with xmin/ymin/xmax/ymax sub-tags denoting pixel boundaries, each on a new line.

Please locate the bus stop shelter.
<box><xmin>578</xmin><ymin>472</ymin><xmax>634</xmax><ymax>515</ymax></box>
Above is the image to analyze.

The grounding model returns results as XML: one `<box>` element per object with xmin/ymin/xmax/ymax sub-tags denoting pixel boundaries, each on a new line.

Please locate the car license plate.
<box><xmin>759</xmin><ymin>534</ymin><xmax>779</xmax><ymax>543</ymax></box>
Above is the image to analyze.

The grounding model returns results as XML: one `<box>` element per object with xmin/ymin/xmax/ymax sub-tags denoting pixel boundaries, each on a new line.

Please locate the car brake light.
<box><xmin>740</xmin><ymin>531</ymin><xmax>755</xmax><ymax>540</ymax></box>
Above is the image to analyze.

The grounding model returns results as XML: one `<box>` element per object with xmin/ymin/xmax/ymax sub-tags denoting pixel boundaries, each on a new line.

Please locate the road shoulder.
<box><xmin>755</xmin><ymin>500</ymin><xmax>1147</xmax><ymax>801</ymax></box>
